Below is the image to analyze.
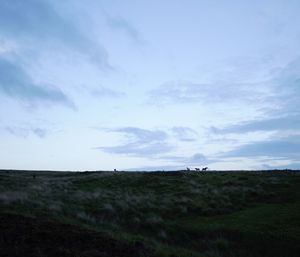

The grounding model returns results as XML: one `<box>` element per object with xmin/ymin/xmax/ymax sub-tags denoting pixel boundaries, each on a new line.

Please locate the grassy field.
<box><xmin>0</xmin><ymin>170</ymin><xmax>299</xmax><ymax>257</ymax></box>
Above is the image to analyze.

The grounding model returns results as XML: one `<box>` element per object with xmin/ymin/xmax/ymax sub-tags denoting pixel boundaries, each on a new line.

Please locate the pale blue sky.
<box><xmin>0</xmin><ymin>0</ymin><xmax>299</xmax><ymax>170</ymax></box>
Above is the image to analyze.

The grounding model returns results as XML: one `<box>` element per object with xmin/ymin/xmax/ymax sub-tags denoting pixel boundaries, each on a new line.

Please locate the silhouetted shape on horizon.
<box><xmin>202</xmin><ymin>167</ymin><xmax>208</xmax><ymax>171</ymax></box>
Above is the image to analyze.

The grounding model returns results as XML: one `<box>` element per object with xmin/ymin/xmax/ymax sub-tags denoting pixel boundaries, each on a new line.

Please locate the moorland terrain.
<box><xmin>0</xmin><ymin>170</ymin><xmax>299</xmax><ymax>257</ymax></box>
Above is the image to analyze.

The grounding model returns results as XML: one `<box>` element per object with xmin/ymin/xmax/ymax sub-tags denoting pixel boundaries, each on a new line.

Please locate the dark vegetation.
<box><xmin>0</xmin><ymin>170</ymin><xmax>299</xmax><ymax>257</ymax></box>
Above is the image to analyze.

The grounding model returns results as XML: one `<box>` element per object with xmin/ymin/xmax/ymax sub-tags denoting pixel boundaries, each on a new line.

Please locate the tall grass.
<box><xmin>0</xmin><ymin>170</ymin><xmax>299</xmax><ymax>257</ymax></box>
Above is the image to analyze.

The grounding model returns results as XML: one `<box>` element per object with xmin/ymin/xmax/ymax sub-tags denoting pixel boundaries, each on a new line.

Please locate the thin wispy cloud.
<box><xmin>272</xmin><ymin>57</ymin><xmax>300</xmax><ymax>116</ymax></box>
<box><xmin>105</xmin><ymin>14</ymin><xmax>143</xmax><ymax>44</ymax></box>
<box><xmin>148</xmin><ymin>80</ymin><xmax>265</xmax><ymax>106</ymax></box>
<box><xmin>5</xmin><ymin>126</ymin><xmax>48</xmax><ymax>138</ymax></box>
<box><xmin>204</xmin><ymin>57</ymin><xmax>300</xmax><ymax>167</ymax></box>
<box><xmin>90</xmin><ymin>86</ymin><xmax>125</xmax><ymax>99</ymax></box>
<box><xmin>0</xmin><ymin>0</ymin><xmax>110</xmax><ymax>69</ymax></box>
<box><xmin>211</xmin><ymin>115</ymin><xmax>300</xmax><ymax>134</ymax></box>
<box><xmin>0</xmin><ymin>56</ymin><xmax>74</xmax><ymax>108</ymax></box>
<box><xmin>96</xmin><ymin>126</ymin><xmax>209</xmax><ymax>166</ymax></box>
<box><xmin>171</xmin><ymin>127</ymin><xmax>198</xmax><ymax>142</ymax></box>
<box><xmin>97</xmin><ymin>127</ymin><xmax>173</xmax><ymax>157</ymax></box>
<box><xmin>222</xmin><ymin>134</ymin><xmax>300</xmax><ymax>160</ymax></box>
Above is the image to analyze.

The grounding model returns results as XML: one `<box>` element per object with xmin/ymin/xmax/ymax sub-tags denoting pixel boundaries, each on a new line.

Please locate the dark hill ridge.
<box><xmin>0</xmin><ymin>170</ymin><xmax>299</xmax><ymax>257</ymax></box>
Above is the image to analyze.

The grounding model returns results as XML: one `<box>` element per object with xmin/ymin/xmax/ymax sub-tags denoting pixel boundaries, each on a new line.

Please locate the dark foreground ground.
<box><xmin>0</xmin><ymin>170</ymin><xmax>299</xmax><ymax>257</ymax></box>
<box><xmin>0</xmin><ymin>212</ymin><xmax>151</xmax><ymax>257</ymax></box>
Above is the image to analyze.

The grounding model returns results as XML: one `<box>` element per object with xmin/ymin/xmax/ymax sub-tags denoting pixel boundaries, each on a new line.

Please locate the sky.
<box><xmin>0</xmin><ymin>0</ymin><xmax>300</xmax><ymax>171</ymax></box>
